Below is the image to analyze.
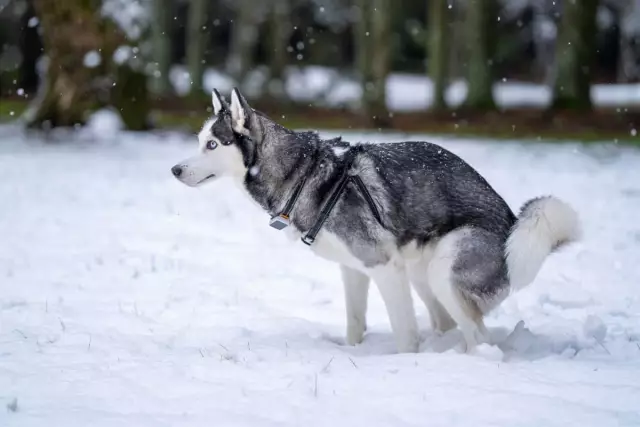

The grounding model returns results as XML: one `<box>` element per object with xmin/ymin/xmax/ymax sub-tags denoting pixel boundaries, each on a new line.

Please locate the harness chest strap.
<box><xmin>269</xmin><ymin>170</ymin><xmax>383</xmax><ymax>246</ymax></box>
<box><xmin>300</xmin><ymin>171</ymin><xmax>352</xmax><ymax>246</ymax></box>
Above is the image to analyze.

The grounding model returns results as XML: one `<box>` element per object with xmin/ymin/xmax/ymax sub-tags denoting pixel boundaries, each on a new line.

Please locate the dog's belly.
<box><xmin>287</xmin><ymin>227</ymin><xmax>439</xmax><ymax>276</ymax></box>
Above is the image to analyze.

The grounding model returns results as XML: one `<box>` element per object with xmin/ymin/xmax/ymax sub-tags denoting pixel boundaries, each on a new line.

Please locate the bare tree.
<box><xmin>150</xmin><ymin>0</ymin><xmax>173</xmax><ymax>96</ymax></box>
<box><xmin>355</xmin><ymin>0</ymin><xmax>392</xmax><ymax>127</ymax></box>
<box><xmin>428</xmin><ymin>0</ymin><xmax>450</xmax><ymax>111</ymax></box>
<box><xmin>464</xmin><ymin>0</ymin><xmax>498</xmax><ymax>110</ymax></box>
<box><xmin>551</xmin><ymin>0</ymin><xmax>599</xmax><ymax>110</ymax></box>
<box><xmin>186</xmin><ymin>0</ymin><xmax>209</xmax><ymax>96</ymax></box>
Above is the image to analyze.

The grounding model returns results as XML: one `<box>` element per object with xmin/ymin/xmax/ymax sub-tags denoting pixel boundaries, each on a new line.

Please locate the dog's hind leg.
<box><xmin>428</xmin><ymin>227</ymin><xmax>503</xmax><ymax>352</ymax></box>
<box><xmin>408</xmin><ymin>266</ymin><xmax>457</xmax><ymax>334</ymax></box>
<box><xmin>340</xmin><ymin>265</ymin><xmax>370</xmax><ymax>345</ymax></box>
<box><xmin>369</xmin><ymin>261</ymin><xmax>420</xmax><ymax>353</ymax></box>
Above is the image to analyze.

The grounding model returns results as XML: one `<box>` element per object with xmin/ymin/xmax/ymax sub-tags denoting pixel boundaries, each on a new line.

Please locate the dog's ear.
<box><xmin>212</xmin><ymin>88</ymin><xmax>229</xmax><ymax>115</ymax></box>
<box><xmin>230</xmin><ymin>87</ymin><xmax>253</xmax><ymax>136</ymax></box>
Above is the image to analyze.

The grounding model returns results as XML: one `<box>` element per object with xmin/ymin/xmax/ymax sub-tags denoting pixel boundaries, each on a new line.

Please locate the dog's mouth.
<box><xmin>196</xmin><ymin>174</ymin><xmax>216</xmax><ymax>185</ymax></box>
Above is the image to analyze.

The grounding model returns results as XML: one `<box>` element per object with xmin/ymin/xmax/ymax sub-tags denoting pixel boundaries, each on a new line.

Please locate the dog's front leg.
<box><xmin>340</xmin><ymin>265</ymin><xmax>370</xmax><ymax>345</ymax></box>
<box><xmin>370</xmin><ymin>261</ymin><xmax>420</xmax><ymax>353</ymax></box>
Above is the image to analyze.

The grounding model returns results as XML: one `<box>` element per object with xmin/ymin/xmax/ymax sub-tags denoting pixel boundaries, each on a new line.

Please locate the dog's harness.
<box><xmin>269</xmin><ymin>148</ymin><xmax>383</xmax><ymax>246</ymax></box>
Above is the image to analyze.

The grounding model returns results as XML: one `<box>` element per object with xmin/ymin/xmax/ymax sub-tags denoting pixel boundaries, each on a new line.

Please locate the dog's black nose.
<box><xmin>171</xmin><ymin>165</ymin><xmax>183</xmax><ymax>177</ymax></box>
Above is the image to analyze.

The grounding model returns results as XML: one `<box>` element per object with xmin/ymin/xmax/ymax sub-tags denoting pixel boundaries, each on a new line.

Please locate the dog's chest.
<box><xmin>284</xmin><ymin>227</ymin><xmax>367</xmax><ymax>271</ymax></box>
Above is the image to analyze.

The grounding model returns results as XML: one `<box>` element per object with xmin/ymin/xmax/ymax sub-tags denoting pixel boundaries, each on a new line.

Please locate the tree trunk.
<box><xmin>26</xmin><ymin>0</ymin><xmax>105</xmax><ymax>128</ymax></box>
<box><xmin>26</xmin><ymin>0</ymin><xmax>149</xmax><ymax>130</ymax></box>
<box><xmin>266</xmin><ymin>0</ymin><xmax>291</xmax><ymax>101</ymax></box>
<box><xmin>227</xmin><ymin>0</ymin><xmax>261</xmax><ymax>88</ymax></box>
<box><xmin>112</xmin><ymin>65</ymin><xmax>150</xmax><ymax>131</ymax></box>
<box><xmin>617</xmin><ymin>0</ymin><xmax>639</xmax><ymax>83</ymax></box>
<box><xmin>551</xmin><ymin>0</ymin><xmax>599</xmax><ymax>110</ymax></box>
<box><xmin>150</xmin><ymin>0</ymin><xmax>173</xmax><ymax>96</ymax></box>
<box><xmin>464</xmin><ymin>0</ymin><xmax>498</xmax><ymax>110</ymax></box>
<box><xmin>355</xmin><ymin>0</ymin><xmax>392</xmax><ymax>127</ymax></box>
<box><xmin>19</xmin><ymin>0</ymin><xmax>42</xmax><ymax>95</ymax></box>
<box><xmin>428</xmin><ymin>0</ymin><xmax>450</xmax><ymax>111</ymax></box>
<box><xmin>186</xmin><ymin>0</ymin><xmax>209</xmax><ymax>97</ymax></box>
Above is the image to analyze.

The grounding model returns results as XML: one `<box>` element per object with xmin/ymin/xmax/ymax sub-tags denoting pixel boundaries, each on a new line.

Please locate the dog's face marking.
<box><xmin>171</xmin><ymin>91</ymin><xmax>247</xmax><ymax>187</ymax></box>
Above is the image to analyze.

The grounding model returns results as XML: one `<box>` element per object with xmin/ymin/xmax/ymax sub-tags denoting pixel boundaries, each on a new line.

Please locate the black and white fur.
<box><xmin>171</xmin><ymin>88</ymin><xmax>581</xmax><ymax>354</ymax></box>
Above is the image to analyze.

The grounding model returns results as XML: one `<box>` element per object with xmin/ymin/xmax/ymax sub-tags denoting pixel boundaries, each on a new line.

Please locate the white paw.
<box><xmin>396</xmin><ymin>333</ymin><xmax>420</xmax><ymax>353</ymax></box>
<box><xmin>346</xmin><ymin>323</ymin><xmax>366</xmax><ymax>346</ymax></box>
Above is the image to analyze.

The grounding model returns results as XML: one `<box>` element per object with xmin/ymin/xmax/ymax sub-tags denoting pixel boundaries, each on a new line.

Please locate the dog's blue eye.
<box><xmin>207</xmin><ymin>140</ymin><xmax>218</xmax><ymax>150</ymax></box>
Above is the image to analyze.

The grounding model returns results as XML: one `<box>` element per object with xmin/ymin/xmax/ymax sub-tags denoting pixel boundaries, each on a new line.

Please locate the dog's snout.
<box><xmin>171</xmin><ymin>165</ymin><xmax>183</xmax><ymax>178</ymax></box>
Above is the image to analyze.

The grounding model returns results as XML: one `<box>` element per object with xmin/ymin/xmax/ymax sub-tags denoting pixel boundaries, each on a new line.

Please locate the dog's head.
<box><xmin>171</xmin><ymin>89</ymin><xmax>247</xmax><ymax>187</ymax></box>
<box><xmin>172</xmin><ymin>87</ymin><xmax>293</xmax><ymax>187</ymax></box>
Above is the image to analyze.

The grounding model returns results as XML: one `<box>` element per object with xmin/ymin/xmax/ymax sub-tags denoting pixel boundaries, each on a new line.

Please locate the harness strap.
<box><xmin>269</xmin><ymin>146</ymin><xmax>384</xmax><ymax>245</ymax></box>
<box><xmin>351</xmin><ymin>175</ymin><xmax>383</xmax><ymax>225</ymax></box>
<box><xmin>280</xmin><ymin>177</ymin><xmax>307</xmax><ymax>218</ymax></box>
<box><xmin>301</xmin><ymin>171</ymin><xmax>351</xmax><ymax>246</ymax></box>
<box><xmin>302</xmin><ymin>175</ymin><xmax>383</xmax><ymax>246</ymax></box>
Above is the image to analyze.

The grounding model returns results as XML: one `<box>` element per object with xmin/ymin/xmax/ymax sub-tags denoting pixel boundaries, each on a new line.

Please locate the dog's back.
<box><xmin>354</xmin><ymin>140</ymin><xmax>517</xmax><ymax>246</ymax></box>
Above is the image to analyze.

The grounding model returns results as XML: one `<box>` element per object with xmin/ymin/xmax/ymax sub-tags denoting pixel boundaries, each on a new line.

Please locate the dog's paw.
<box><xmin>346</xmin><ymin>324</ymin><xmax>366</xmax><ymax>346</ymax></box>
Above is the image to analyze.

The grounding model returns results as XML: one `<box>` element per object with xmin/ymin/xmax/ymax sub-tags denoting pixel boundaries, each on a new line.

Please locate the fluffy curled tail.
<box><xmin>506</xmin><ymin>196</ymin><xmax>580</xmax><ymax>291</ymax></box>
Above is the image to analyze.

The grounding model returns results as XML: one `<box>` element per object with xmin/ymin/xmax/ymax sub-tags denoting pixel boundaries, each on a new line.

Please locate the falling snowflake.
<box><xmin>83</xmin><ymin>51</ymin><xmax>102</xmax><ymax>68</ymax></box>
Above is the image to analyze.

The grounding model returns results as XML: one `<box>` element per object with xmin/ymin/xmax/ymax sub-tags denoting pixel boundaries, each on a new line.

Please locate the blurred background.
<box><xmin>2</xmin><ymin>3</ymin><xmax>640</xmax><ymax>421</ymax></box>
<box><xmin>0</xmin><ymin>0</ymin><xmax>639</xmax><ymax>140</ymax></box>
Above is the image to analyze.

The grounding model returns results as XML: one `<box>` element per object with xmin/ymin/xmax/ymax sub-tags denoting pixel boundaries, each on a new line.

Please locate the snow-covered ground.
<box><xmin>1</xmin><ymin>124</ymin><xmax>640</xmax><ymax>426</ymax></box>
<box><xmin>170</xmin><ymin>65</ymin><xmax>640</xmax><ymax>110</ymax></box>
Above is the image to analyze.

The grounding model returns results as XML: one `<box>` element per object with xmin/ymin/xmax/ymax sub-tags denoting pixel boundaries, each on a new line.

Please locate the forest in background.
<box><xmin>0</xmin><ymin>0</ymin><xmax>639</xmax><ymax>142</ymax></box>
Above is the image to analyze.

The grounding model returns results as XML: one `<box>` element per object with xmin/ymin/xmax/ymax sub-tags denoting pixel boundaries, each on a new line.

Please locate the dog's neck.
<box><xmin>242</xmin><ymin>132</ymin><xmax>317</xmax><ymax>215</ymax></box>
<box><xmin>240</xmin><ymin>131</ymin><xmax>348</xmax><ymax>228</ymax></box>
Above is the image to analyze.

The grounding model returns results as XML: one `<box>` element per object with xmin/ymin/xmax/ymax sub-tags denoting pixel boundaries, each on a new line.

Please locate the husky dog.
<box><xmin>171</xmin><ymin>88</ymin><xmax>580</xmax><ymax>354</ymax></box>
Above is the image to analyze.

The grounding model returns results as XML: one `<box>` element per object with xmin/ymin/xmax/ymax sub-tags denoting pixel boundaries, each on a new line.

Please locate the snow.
<box><xmin>101</xmin><ymin>0</ymin><xmax>148</xmax><ymax>41</ymax></box>
<box><xmin>27</xmin><ymin>17</ymin><xmax>39</xmax><ymax>28</ymax></box>
<box><xmin>533</xmin><ymin>15</ymin><xmax>557</xmax><ymax>41</ymax></box>
<box><xmin>170</xmin><ymin>65</ymin><xmax>640</xmax><ymax>110</ymax></box>
<box><xmin>84</xmin><ymin>108</ymin><xmax>125</xmax><ymax>138</ymax></box>
<box><xmin>113</xmin><ymin>46</ymin><xmax>133</xmax><ymax>65</ymax></box>
<box><xmin>83</xmin><ymin>50</ymin><xmax>102</xmax><ymax>69</ymax></box>
<box><xmin>1</xmin><ymin>125</ymin><xmax>640</xmax><ymax>426</ymax></box>
<box><xmin>621</xmin><ymin>0</ymin><xmax>640</xmax><ymax>36</ymax></box>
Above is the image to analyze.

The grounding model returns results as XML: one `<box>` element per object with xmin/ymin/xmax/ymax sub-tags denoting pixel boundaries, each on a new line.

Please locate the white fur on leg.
<box><xmin>428</xmin><ymin>229</ymin><xmax>487</xmax><ymax>352</ymax></box>
<box><xmin>369</xmin><ymin>261</ymin><xmax>419</xmax><ymax>353</ymax></box>
<box><xmin>414</xmin><ymin>278</ymin><xmax>457</xmax><ymax>333</ymax></box>
<box><xmin>340</xmin><ymin>265</ymin><xmax>370</xmax><ymax>345</ymax></box>
<box><xmin>406</xmin><ymin>255</ymin><xmax>457</xmax><ymax>333</ymax></box>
